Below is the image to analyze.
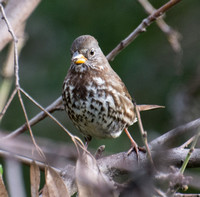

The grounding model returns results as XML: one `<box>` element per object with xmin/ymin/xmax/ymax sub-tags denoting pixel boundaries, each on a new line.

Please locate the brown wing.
<box><xmin>102</xmin><ymin>65</ymin><xmax>136</xmax><ymax>126</ymax></box>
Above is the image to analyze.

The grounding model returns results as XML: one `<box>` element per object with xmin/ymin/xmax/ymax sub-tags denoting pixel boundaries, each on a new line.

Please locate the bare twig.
<box><xmin>0</xmin><ymin>26</ymin><xmax>26</xmax><ymax>123</ymax></box>
<box><xmin>18</xmin><ymin>89</ymin><xmax>47</xmax><ymax>161</ymax></box>
<box><xmin>2</xmin><ymin>96</ymin><xmax>63</xmax><ymax>139</ymax></box>
<box><xmin>1</xmin><ymin>88</ymin><xmax>85</xmax><ymax>154</ymax></box>
<box><xmin>106</xmin><ymin>0</ymin><xmax>182</xmax><ymax>61</ymax></box>
<box><xmin>19</xmin><ymin>88</ymin><xmax>84</xmax><ymax>149</ymax></box>
<box><xmin>138</xmin><ymin>0</ymin><xmax>182</xmax><ymax>53</ymax></box>
<box><xmin>0</xmin><ymin>149</ymin><xmax>59</xmax><ymax>173</ymax></box>
<box><xmin>0</xmin><ymin>88</ymin><xmax>17</xmax><ymax>121</ymax></box>
<box><xmin>0</xmin><ymin>3</ymin><xmax>19</xmax><ymax>85</ymax></box>
<box><xmin>0</xmin><ymin>3</ymin><xmax>46</xmax><ymax>161</ymax></box>
<box><xmin>134</xmin><ymin>103</ymin><xmax>154</xmax><ymax>165</ymax></box>
<box><xmin>180</xmin><ymin>129</ymin><xmax>200</xmax><ymax>173</ymax></box>
<box><xmin>179</xmin><ymin>136</ymin><xmax>195</xmax><ymax>149</ymax></box>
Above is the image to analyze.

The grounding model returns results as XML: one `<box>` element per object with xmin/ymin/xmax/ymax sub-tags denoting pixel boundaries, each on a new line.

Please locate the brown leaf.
<box><xmin>30</xmin><ymin>161</ymin><xmax>40</xmax><ymax>197</ymax></box>
<box><xmin>137</xmin><ymin>104</ymin><xmax>165</xmax><ymax>112</ymax></box>
<box><xmin>0</xmin><ymin>174</ymin><xmax>8</xmax><ymax>197</ymax></box>
<box><xmin>44</xmin><ymin>166</ymin><xmax>69</xmax><ymax>197</ymax></box>
<box><xmin>76</xmin><ymin>152</ymin><xmax>118</xmax><ymax>197</ymax></box>
<box><xmin>42</xmin><ymin>185</ymin><xmax>49</xmax><ymax>197</ymax></box>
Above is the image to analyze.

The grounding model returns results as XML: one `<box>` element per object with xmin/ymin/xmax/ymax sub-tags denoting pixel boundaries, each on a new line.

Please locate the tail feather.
<box><xmin>137</xmin><ymin>104</ymin><xmax>165</xmax><ymax>112</ymax></box>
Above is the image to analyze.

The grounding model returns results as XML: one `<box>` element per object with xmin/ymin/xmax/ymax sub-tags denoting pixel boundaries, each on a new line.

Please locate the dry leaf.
<box><xmin>76</xmin><ymin>152</ymin><xmax>118</xmax><ymax>197</ymax></box>
<box><xmin>30</xmin><ymin>161</ymin><xmax>40</xmax><ymax>197</ymax></box>
<box><xmin>42</xmin><ymin>185</ymin><xmax>49</xmax><ymax>197</ymax></box>
<box><xmin>0</xmin><ymin>174</ymin><xmax>8</xmax><ymax>197</ymax></box>
<box><xmin>44</xmin><ymin>166</ymin><xmax>69</xmax><ymax>197</ymax></box>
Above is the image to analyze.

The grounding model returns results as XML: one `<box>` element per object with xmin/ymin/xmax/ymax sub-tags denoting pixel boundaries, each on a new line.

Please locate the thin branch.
<box><xmin>0</xmin><ymin>3</ymin><xmax>19</xmax><ymax>86</ymax></box>
<box><xmin>134</xmin><ymin>103</ymin><xmax>154</xmax><ymax>165</ymax></box>
<box><xmin>106</xmin><ymin>0</ymin><xmax>182</xmax><ymax>61</ymax></box>
<box><xmin>138</xmin><ymin>0</ymin><xmax>182</xmax><ymax>53</ymax></box>
<box><xmin>2</xmin><ymin>96</ymin><xmax>63</xmax><ymax>139</ymax></box>
<box><xmin>179</xmin><ymin>136</ymin><xmax>195</xmax><ymax>149</ymax></box>
<box><xmin>1</xmin><ymin>3</ymin><xmax>47</xmax><ymax>162</ymax></box>
<box><xmin>18</xmin><ymin>88</ymin><xmax>83</xmax><ymax>147</ymax></box>
<box><xmin>180</xmin><ymin>129</ymin><xmax>200</xmax><ymax>173</ymax></box>
<box><xmin>17</xmin><ymin>89</ymin><xmax>47</xmax><ymax>161</ymax></box>
<box><xmin>0</xmin><ymin>149</ymin><xmax>59</xmax><ymax>173</ymax></box>
<box><xmin>0</xmin><ymin>88</ymin><xmax>17</xmax><ymax>121</ymax></box>
<box><xmin>0</xmin><ymin>26</ymin><xmax>26</xmax><ymax>122</ymax></box>
<box><xmin>0</xmin><ymin>89</ymin><xmax>85</xmax><ymax>157</ymax></box>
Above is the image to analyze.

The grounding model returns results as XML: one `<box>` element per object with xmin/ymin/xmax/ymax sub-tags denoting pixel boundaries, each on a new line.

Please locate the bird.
<box><xmin>62</xmin><ymin>35</ymin><xmax>161</xmax><ymax>152</ymax></box>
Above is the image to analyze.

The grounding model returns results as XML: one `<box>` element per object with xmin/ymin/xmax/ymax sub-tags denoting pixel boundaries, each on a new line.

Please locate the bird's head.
<box><xmin>70</xmin><ymin>35</ymin><xmax>107</xmax><ymax>72</ymax></box>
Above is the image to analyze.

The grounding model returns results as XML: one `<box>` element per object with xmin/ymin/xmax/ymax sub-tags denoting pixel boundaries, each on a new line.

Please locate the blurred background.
<box><xmin>1</xmin><ymin>0</ymin><xmax>200</xmax><ymax>151</ymax></box>
<box><xmin>0</xmin><ymin>1</ymin><xmax>200</xmax><ymax>194</ymax></box>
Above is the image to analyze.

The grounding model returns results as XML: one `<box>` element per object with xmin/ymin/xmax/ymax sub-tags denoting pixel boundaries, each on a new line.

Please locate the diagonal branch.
<box><xmin>3</xmin><ymin>96</ymin><xmax>63</xmax><ymax>139</ymax></box>
<box><xmin>138</xmin><ymin>0</ymin><xmax>182</xmax><ymax>53</ymax></box>
<box><xmin>106</xmin><ymin>0</ymin><xmax>182</xmax><ymax>61</ymax></box>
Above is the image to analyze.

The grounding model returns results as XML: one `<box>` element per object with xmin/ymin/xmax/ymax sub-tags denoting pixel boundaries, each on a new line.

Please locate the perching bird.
<box><xmin>62</xmin><ymin>35</ymin><xmax>162</xmax><ymax>152</ymax></box>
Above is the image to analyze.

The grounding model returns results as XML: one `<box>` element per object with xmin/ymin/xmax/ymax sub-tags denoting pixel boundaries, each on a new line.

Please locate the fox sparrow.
<box><xmin>62</xmin><ymin>35</ymin><xmax>141</xmax><ymax>150</ymax></box>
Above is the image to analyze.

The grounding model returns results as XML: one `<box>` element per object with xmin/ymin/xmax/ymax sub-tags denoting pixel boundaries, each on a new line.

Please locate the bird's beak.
<box><xmin>72</xmin><ymin>51</ymin><xmax>87</xmax><ymax>64</ymax></box>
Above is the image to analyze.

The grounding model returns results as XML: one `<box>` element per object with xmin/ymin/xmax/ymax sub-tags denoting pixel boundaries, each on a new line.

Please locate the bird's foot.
<box><xmin>127</xmin><ymin>140</ymin><xmax>139</xmax><ymax>157</ymax></box>
<box><xmin>127</xmin><ymin>145</ymin><xmax>146</xmax><ymax>156</ymax></box>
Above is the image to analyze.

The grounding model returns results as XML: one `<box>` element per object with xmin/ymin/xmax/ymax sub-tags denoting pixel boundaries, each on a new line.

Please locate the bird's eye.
<box><xmin>90</xmin><ymin>48</ymin><xmax>95</xmax><ymax>56</ymax></box>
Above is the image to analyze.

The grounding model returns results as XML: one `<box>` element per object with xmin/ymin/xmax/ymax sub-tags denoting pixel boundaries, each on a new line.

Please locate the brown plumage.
<box><xmin>62</xmin><ymin>35</ymin><xmax>162</xmax><ymax>147</ymax></box>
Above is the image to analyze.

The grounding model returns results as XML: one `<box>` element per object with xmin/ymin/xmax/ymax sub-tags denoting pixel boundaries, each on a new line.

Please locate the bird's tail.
<box><xmin>137</xmin><ymin>104</ymin><xmax>165</xmax><ymax>112</ymax></box>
